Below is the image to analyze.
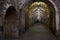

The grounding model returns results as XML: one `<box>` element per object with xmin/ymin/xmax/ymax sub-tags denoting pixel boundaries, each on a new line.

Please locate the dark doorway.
<box><xmin>4</xmin><ymin>6</ymin><xmax>18</xmax><ymax>37</ymax></box>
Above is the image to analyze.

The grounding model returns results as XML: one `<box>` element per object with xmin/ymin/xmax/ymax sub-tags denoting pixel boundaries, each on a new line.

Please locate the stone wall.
<box><xmin>0</xmin><ymin>0</ymin><xmax>25</xmax><ymax>37</ymax></box>
<box><xmin>0</xmin><ymin>0</ymin><xmax>60</xmax><ymax>37</ymax></box>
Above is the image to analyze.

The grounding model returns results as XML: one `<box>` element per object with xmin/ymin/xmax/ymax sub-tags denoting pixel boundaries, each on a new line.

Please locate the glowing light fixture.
<box><xmin>26</xmin><ymin>2</ymin><xmax>50</xmax><ymax>18</ymax></box>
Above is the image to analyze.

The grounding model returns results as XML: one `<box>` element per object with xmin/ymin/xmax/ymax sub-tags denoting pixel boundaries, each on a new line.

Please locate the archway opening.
<box><xmin>24</xmin><ymin>0</ymin><xmax>56</xmax><ymax>34</ymax></box>
<box><xmin>4</xmin><ymin>6</ymin><xmax>18</xmax><ymax>37</ymax></box>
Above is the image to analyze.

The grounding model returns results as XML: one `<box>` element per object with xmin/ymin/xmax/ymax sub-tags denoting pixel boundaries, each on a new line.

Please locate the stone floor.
<box><xmin>6</xmin><ymin>23</ymin><xmax>57</xmax><ymax>40</ymax></box>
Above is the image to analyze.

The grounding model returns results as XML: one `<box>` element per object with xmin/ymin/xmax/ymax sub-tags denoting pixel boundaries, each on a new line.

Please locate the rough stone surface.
<box><xmin>0</xmin><ymin>0</ymin><xmax>60</xmax><ymax>38</ymax></box>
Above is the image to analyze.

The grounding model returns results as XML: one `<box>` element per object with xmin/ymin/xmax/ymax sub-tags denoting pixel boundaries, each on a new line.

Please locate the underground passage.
<box><xmin>5</xmin><ymin>1</ymin><xmax>58</xmax><ymax>40</ymax></box>
<box><xmin>0</xmin><ymin>0</ymin><xmax>59</xmax><ymax>40</ymax></box>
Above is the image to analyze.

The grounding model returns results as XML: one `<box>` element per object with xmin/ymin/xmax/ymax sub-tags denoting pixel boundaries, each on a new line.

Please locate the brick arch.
<box><xmin>4</xmin><ymin>6</ymin><xmax>19</xmax><ymax>37</ymax></box>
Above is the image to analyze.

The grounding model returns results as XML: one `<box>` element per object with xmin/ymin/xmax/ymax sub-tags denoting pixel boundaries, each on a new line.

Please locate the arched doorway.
<box><xmin>4</xmin><ymin>6</ymin><xmax>18</xmax><ymax>37</ymax></box>
<box><xmin>22</xmin><ymin>0</ymin><xmax>59</xmax><ymax>34</ymax></box>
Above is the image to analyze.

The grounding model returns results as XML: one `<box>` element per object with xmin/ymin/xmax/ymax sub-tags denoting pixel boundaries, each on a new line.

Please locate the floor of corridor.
<box><xmin>6</xmin><ymin>23</ymin><xmax>57</xmax><ymax>40</ymax></box>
